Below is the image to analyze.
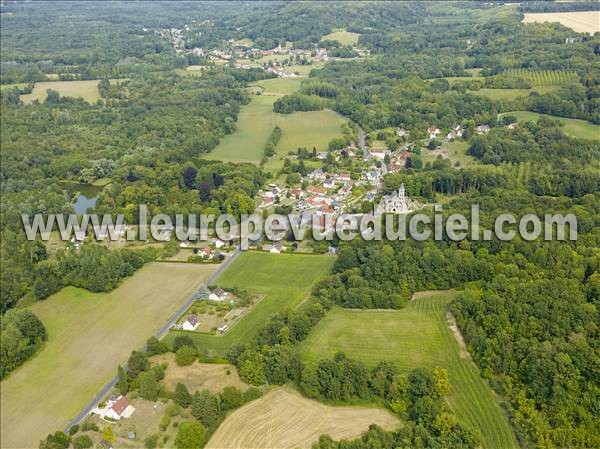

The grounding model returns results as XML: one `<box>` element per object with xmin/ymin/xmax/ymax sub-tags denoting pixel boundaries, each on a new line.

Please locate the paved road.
<box><xmin>63</xmin><ymin>250</ymin><xmax>241</xmax><ymax>432</ymax></box>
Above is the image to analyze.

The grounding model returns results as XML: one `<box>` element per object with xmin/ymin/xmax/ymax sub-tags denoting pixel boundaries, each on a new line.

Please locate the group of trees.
<box><xmin>0</xmin><ymin>309</ymin><xmax>47</xmax><ymax>378</ymax></box>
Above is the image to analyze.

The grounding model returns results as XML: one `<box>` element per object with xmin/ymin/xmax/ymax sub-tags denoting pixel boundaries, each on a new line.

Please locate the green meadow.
<box><xmin>321</xmin><ymin>29</ymin><xmax>360</xmax><ymax>45</ymax></box>
<box><xmin>299</xmin><ymin>292</ymin><xmax>518</xmax><ymax>449</ymax></box>
<box><xmin>164</xmin><ymin>252</ymin><xmax>334</xmax><ymax>357</ymax></box>
<box><xmin>504</xmin><ymin>111</ymin><xmax>599</xmax><ymax>141</ymax></box>
<box><xmin>206</xmin><ymin>76</ymin><xmax>347</xmax><ymax>164</ymax></box>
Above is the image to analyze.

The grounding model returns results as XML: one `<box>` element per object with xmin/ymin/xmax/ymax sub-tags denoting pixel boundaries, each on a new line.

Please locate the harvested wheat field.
<box><xmin>149</xmin><ymin>353</ymin><xmax>250</xmax><ymax>393</ymax></box>
<box><xmin>523</xmin><ymin>11</ymin><xmax>599</xmax><ymax>34</ymax></box>
<box><xmin>206</xmin><ymin>387</ymin><xmax>400</xmax><ymax>449</ymax></box>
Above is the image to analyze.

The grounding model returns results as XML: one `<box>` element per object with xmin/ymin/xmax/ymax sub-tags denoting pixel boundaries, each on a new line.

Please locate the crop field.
<box><xmin>523</xmin><ymin>11</ymin><xmax>600</xmax><ymax>34</ymax></box>
<box><xmin>321</xmin><ymin>29</ymin><xmax>361</xmax><ymax>45</ymax></box>
<box><xmin>503</xmin><ymin>111</ymin><xmax>599</xmax><ymax>141</ymax></box>
<box><xmin>164</xmin><ymin>252</ymin><xmax>334</xmax><ymax>357</ymax></box>
<box><xmin>0</xmin><ymin>262</ymin><xmax>216</xmax><ymax>449</ymax></box>
<box><xmin>275</xmin><ymin>110</ymin><xmax>348</xmax><ymax>153</ymax></box>
<box><xmin>206</xmin><ymin>387</ymin><xmax>400</xmax><ymax>449</ymax></box>
<box><xmin>299</xmin><ymin>292</ymin><xmax>518</xmax><ymax>449</ymax></box>
<box><xmin>20</xmin><ymin>80</ymin><xmax>103</xmax><ymax>103</ymax></box>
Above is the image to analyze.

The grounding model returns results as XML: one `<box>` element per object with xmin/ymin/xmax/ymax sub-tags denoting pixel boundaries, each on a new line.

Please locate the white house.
<box><xmin>396</xmin><ymin>127</ymin><xmax>408</xmax><ymax>137</ymax></box>
<box><xmin>209</xmin><ymin>287</ymin><xmax>227</xmax><ymax>301</ymax></box>
<box><xmin>427</xmin><ymin>127</ymin><xmax>440</xmax><ymax>139</ymax></box>
<box><xmin>91</xmin><ymin>395</ymin><xmax>135</xmax><ymax>421</ymax></box>
<box><xmin>217</xmin><ymin>323</ymin><xmax>229</xmax><ymax>333</ymax></box>
<box><xmin>182</xmin><ymin>314</ymin><xmax>199</xmax><ymax>331</ymax></box>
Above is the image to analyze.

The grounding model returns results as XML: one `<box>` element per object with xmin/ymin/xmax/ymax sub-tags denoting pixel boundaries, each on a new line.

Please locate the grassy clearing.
<box><xmin>206</xmin><ymin>387</ymin><xmax>399</xmax><ymax>449</ymax></box>
<box><xmin>299</xmin><ymin>292</ymin><xmax>518</xmax><ymax>449</ymax></box>
<box><xmin>422</xmin><ymin>140</ymin><xmax>475</xmax><ymax>168</ymax></box>
<box><xmin>149</xmin><ymin>353</ymin><xmax>249</xmax><ymax>393</ymax></box>
<box><xmin>503</xmin><ymin>110</ymin><xmax>599</xmax><ymax>141</ymax></box>
<box><xmin>21</xmin><ymin>80</ymin><xmax>102</xmax><ymax>103</ymax></box>
<box><xmin>164</xmin><ymin>252</ymin><xmax>334</xmax><ymax>357</ymax></box>
<box><xmin>523</xmin><ymin>11</ymin><xmax>600</xmax><ymax>34</ymax></box>
<box><xmin>0</xmin><ymin>83</ymin><xmax>27</xmax><ymax>91</ymax></box>
<box><xmin>470</xmin><ymin>85</ymin><xmax>560</xmax><ymax>101</ymax></box>
<box><xmin>0</xmin><ymin>263</ymin><xmax>216</xmax><ymax>449</ymax></box>
<box><xmin>321</xmin><ymin>29</ymin><xmax>361</xmax><ymax>45</ymax></box>
<box><xmin>254</xmin><ymin>77</ymin><xmax>303</xmax><ymax>95</ymax></box>
<box><xmin>275</xmin><ymin>110</ymin><xmax>348</xmax><ymax>153</ymax></box>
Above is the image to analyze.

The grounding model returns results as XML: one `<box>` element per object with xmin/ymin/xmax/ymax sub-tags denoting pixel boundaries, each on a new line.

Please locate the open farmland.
<box><xmin>164</xmin><ymin>252</ymin><xmax>334</xmax><ymax>357</ymax></box>
<box><xmin>299</xmin><ymin>292</ymin><xmax>518</xmax><ymax>449</ymax></box>
<box><xmin>206</xmin><ymin>387</ymin><xmax>400</xmax><ymax>449</ymax></box>
<box><xmin>0</xmin><ymin>262</ymin><xmax>216</xmax><ymax>449</ymax></box>
<box><xmin>523</xmin><ymin>11</ymin><xmax>600</xmax><ymax>34</ymax></box>
<box><xmin>503</xmin><ymin>111</ymin><xmax>600</xmax><ymax>141</ymax></box>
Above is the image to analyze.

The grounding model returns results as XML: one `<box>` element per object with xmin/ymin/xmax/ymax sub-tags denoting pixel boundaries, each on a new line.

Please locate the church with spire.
<box><xmin>375</xmin><ymin>183</ymin><xmax>418</xmax><ymax>215</ymax></box>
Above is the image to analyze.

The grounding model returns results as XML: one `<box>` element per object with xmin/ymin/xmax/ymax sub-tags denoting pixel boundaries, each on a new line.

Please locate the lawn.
<box><xmin>0</xmin><ymin>262</ymin><xmax>216</xmax><ymax>449</ymax></box>
<box><xmin>206</xmin><ymin>387</ymin><xmax>399</xmax><ymax>449</ymax></box>
<box><xmin>275</xmin><ymin>110</ymin><xmax>348</xmax><ymax>153</ymax></box>
<box><xmin>503</xmin><ymin>111</ymin><xmax>599</xmax><ymax>141</ymax></box>
<box><xmin>470</xmin><ymin>85</ymin><xmax>560</xmax><ymax>101</ymax></box>
<box><xmin>523</xmin><ymin>11</ymin><xmax>600</xmax><ymax>34</ymax></box>
<box><xmin>321</xmin><ymin>29</ymin><xmax>361</xmax><ymax>45</ymax></box>
<box><xmin>299</xmin><ymin>292</ymin><xmax>518</xmax><ymax>449</ymax></box>
<box><xmin>164</xmin><ymin>252</ymin><xmax>334</xmax><ymax>357</ymax></box>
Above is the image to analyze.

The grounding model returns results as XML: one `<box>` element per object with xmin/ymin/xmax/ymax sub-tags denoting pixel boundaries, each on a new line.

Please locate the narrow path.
<box><xmin>63</xmin><ymin>250</ymin><xmax>241</xmax><ymax>432</ymax></box>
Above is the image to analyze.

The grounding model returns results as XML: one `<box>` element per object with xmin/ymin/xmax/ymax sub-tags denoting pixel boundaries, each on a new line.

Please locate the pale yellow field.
<box><xmin>149</xmin><ymin>353</ymin><xmax>250</xmax><ymax>394</ymax></box>
<box><xmin>206</xmin><ymin>387</ymin><xmax>400</xmax><ymax>449</ymax></box>
<box><xmin>1</xmin><ymin>262</ymin><xmax>216</xmax><ymax>449</ymax></box>
<box><xmin>21</xmin><ymin>80</ymin><xmax>102</xmax><ymax>103</ymax></box>
<box><xmin>523</xmin><ymin>11</ymin><xmax>600</xmax><ymax>34</ymax></box>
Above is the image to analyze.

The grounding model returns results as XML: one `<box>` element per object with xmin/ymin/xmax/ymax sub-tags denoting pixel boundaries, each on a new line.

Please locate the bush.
<box><xmin>68</xmin><ymin>425</ymin><xmax>79</xmax><ymax>436</ymax></box>
<box><xmin>175</xmin><ymin>345</ymin><xmax>198</xmax><ymax>366</ymax></box>
<box><xmin>173</xmin><ymin>335</ymin><xmax>196</xmax><ymax>351</ymax></box>
<box><xmin>144</xmin><ymin>434</ymin><xmax>159</xmax><ymax>449</ymax></box>
<box><xmin>72</xmin><ymin>435</ymin><xmax>92</xmax><ymax>449</ymax></box>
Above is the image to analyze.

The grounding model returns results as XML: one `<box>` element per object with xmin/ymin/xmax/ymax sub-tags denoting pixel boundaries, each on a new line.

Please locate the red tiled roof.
<box><xmin>112</xmin><ymin>396</ymin><xmax>129</xmax><ymax>416</ymax></box>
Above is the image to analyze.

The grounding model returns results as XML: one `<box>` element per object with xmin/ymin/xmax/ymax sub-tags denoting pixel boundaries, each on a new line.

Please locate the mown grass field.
<box><xmin>21</xmin><ymin>80</ymin><xmax>103</xmax><ymax>103</ymax></box>
<box><xmin>523</xmin><ymin>11</ymin><xmax>600</xmax><ymax>34</ymax></box>
<box><xmin>321</xmin><ymin>29</ymin><xmax>361</xmax><ymax>45</ymax></box>
<box><xmin>206</xmin><ymin>387</ymin><xmax>399</xmax><ymax>449</ymax></box>
<box><xmin>299</xmin><ymin>292</ymin><xmax>518</xmax><ymax>449</ymax></box>
<box><xmin>275</xmin><ymin>110</ymin><xmax>348</xmax><ymax>153</ymax></box>
<box><xmin>164</xmin><ymin>252</ymin><xmax>334</xmax><ymax>357</ymax></box>
<box><xmin>205</xmin><ymin>95</ymin><xmax>276</xmax><ymax>163</ymax></box>
<box><xmin>204</xmin><ymin>77</ymin><xmax>303</xmax><ymax>164</ymax></box>
<box><xmin>0</xmin><ymin>263</ymin><xmax>216</xmax><ymax>449</ymax></box>
<box><xmin>504</xmin><ymin>110</ymin><xmax>599</xmax><ymax>141</ymax></box>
